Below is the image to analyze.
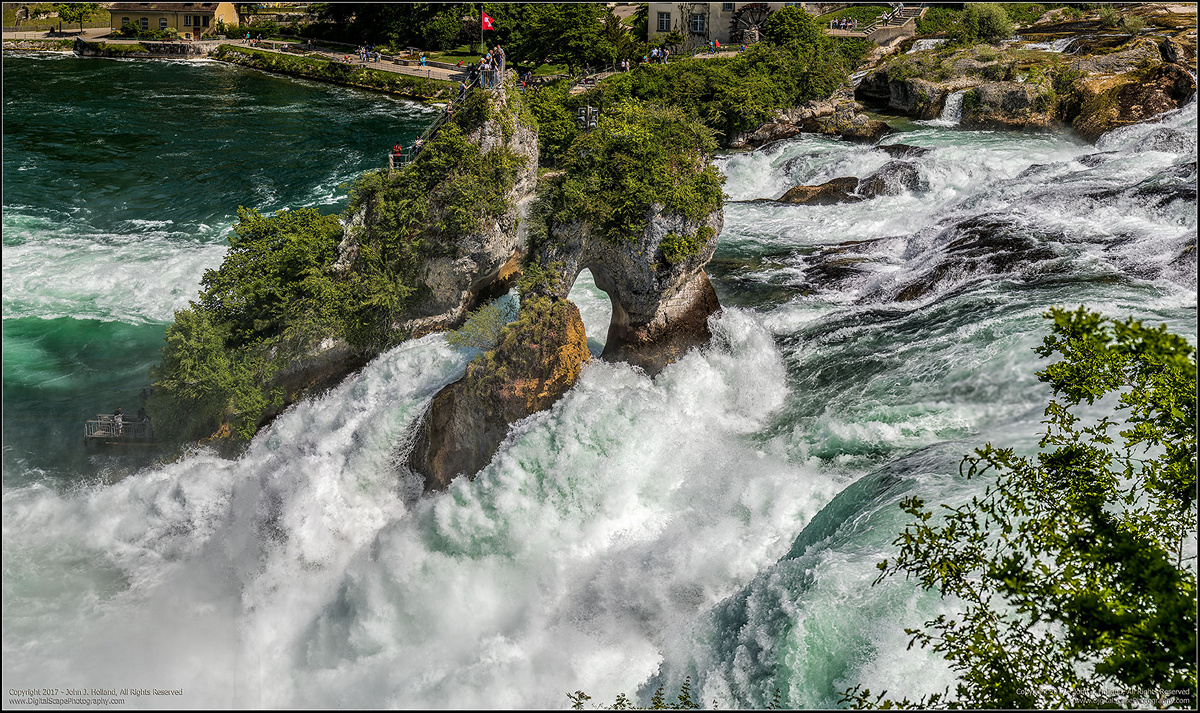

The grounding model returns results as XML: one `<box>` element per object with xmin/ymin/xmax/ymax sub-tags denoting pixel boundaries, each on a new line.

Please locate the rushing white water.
<box><xmin>916</xmin><ymin>89</ymin><xmax>966</xmax><ymax>128</ymax></box>
<box><xmin>3</xmin><ymin>63</ymin><xmax>1196</xmax><ymax>709</ymax></box>
<box><xmin>906</xmin><ymin>38</ymin><xmax>947</xmax><ymax>54</ymax></box>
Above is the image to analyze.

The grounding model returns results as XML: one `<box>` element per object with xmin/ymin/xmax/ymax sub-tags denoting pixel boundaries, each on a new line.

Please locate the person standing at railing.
<box><xmin>113</xmin><ymin>407</ymin><xmax>123</xmax><ymax>436</ymax></box>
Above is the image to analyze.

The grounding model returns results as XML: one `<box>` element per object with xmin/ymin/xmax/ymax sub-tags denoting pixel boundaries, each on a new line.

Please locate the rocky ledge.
<box><xmin>728</xmin><ymin>88</ymin><xmax>892</xmax><ymax>150</ymax></box>
<box><xmin>409</xmin><ymin>296</ymin><xmax>589</xmax><ymax>492</ymax></box>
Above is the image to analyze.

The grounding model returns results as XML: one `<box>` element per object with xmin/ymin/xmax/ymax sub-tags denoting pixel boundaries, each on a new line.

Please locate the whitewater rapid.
<box><xmin>3</xmin><ymin>55</ymin><xmax>1195</xmax><ymax>709</ymax></box>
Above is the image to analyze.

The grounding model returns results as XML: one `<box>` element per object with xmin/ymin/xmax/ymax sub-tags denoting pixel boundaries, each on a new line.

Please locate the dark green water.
<box><xmin>3</xmin><ymin>52</ymin><xmax>435</xmax><ymax>484</ymax></box>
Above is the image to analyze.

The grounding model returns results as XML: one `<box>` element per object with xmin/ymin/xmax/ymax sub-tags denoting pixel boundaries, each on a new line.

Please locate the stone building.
<box><xmin>647</xmin><ymin>2</ymin><xmax>820</xmax><ymax>46</ymax></box>
<box><xmin>108</xmin><ymin>2</ymin><xmax>239</xmax><ymax>39</ymax></box>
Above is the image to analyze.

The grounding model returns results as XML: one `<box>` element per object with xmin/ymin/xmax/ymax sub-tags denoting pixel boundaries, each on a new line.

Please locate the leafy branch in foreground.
<box><xmin>568</xmin><ymin>677</ymin><xmax>704</xmax><ymax>709</ymax></box>
<box><xmin>842</xmin><ymin>306</ymin><xmax>1197</xmax><ymax>709</ymax></box>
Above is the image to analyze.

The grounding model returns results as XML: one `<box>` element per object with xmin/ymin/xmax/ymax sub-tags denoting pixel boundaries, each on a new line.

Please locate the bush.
<box><xmin>661</xmin><ymin>226</ymin><xmax>715</xmax><ymax>264</ymax></box>
<box><xmin>422</xmin><ymin>10</ymin><xmax>461</xmax><ymax>51</ymax></box>
<box><xmin>950</xmin><ymin>3</ymin><xmax>1015</xmax><ymax>45</ymax></box>
<box><xmin>112</xmin><ymin>20</ymin><xmax>178</xmax><ymax>40</ymax></box>
<box><xmin>1098</xmin><ymin>5</ymin><xmax>1119</xmax><ymax>28</ymax></box>
<box><xmin>446</xmin><ymin>297</ymin><xmax>520</xmax><ymax>351</ymax></box>
<box><xmin>1120</xmin><ymin>14</ymin><xmax>1146</xmax><ymax>34</ymax></box>
<box><xmin>916</xmin><ymin>6</ymin><xmax>962</xmax><ymax>35</ymax></box>
<box><xmin>552</xmin><ymin>99</ymin><xmax>723</xmax><ymax>244</ymax></box>
<box><xmin>198</xmin><ymin>207</ymin><xmax>344</xmax><ymax>348</ymax></box>
<box><xmin>147</xmin><ymin>307</ymin><xmax>281</xmax><ymax>443</ymax></box>
<box><xmin>842</xmin><ymin>307</ymin><xmax>1197</xmax><ymax>709</ymax></box>
<box><xmin>762</xmin><ymin>5</ymin><xmax>823</xmax><ymax>46</ymax></box>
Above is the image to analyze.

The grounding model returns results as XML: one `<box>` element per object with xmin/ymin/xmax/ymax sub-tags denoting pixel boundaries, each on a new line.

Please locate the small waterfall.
<box><xmin>939</xmin><ymin>90</ymin><xmax>966</xmax><ymax>125</ymax></box>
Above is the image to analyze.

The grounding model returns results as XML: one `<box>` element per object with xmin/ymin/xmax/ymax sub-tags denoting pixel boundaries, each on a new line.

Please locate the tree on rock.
<box><xmin>951</xmin><ymin>3</ymin><xmax>1014</xmax><ymax>45</ymax></box>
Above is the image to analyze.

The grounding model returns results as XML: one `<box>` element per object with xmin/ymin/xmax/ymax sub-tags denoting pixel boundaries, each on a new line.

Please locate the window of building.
<box><xmin>120</xmin><ymin>17</ymin><xmax>129</xmax><ymax>26</ymax></box>
<box><xmin>184</xmin><ymin>15</ymin><xmax>191</xmax><ymax>26</ymax></box>
<box><xmin>139</xmin><ymin>17</ymin><xmax>148</xmax><ymax>30</ymax></box>
<box><xmin>193</xmin><ymin>15</ymin><xmax>201</xmax><ymax>27</ymax></box>
<box><xmin>690</xmin><ymin>13</ymin><xmax>705</xmax><ymax>33</ymax></box>
<box><xmin>723</xmin><ymin>3</ymin><xmax>735</xmax><ymax>11</ymax></box>
<box><xmin>201</xmin><ymin>16</ymin><xmax>209</xmax><ymax>27</ymax></box>
<box><xmin>159</xmin><ymin>18</ymin><xmax>167</xmax><ymax>29</ymax></box>
<box><xmin>657</xmin><ymin>12</ymin><xmax>671</xmax><ymax>32</ymax></box>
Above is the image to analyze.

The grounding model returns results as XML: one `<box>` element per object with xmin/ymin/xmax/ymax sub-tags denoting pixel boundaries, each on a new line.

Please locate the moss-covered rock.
<box><xmin>408</xmin><ymin>296</ymin><xmax>589</xmax><ymax>491</ymax></box>
<box><xmin>961</xmin><ymin>81</ymin><xmax>1062</xmax><ymax>132</ymax></box>
<box><xmin>1072</xmin><ymin>63</ymin><xmax>1196</xmax><ymax>143</ymax></box>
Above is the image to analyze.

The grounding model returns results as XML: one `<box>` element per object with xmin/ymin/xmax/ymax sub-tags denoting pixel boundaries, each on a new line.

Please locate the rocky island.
<box><xmin>143</xmin><ymin>2</ymin><xmax>1195</xmax><ymax>494</ymax></box>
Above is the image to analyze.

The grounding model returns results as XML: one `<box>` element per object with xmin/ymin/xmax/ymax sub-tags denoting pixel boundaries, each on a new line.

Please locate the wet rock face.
<box><xmin>1074</xmin><ymin>63</ymin><xmax>1197</xmax><ymax>143</ymax></box>
<box><xmin>887</xmin><ymin>78</ymin><xmax>947</xmax><ymax>120</ymax></box>
<box><xmin>729</xmin><ymin>89</ymin><xmax>891</xmax><ymax>149</ymax></box>
<box><xmin>409</xmin><ymin>297</ymin><xmax>589</xmax><ymax>492</ymax></box>
<box><xmin>777</xmin><ymin>177</ymin><xmax>862</xmax><ymax>205</ymax></box>
<box><xmin>540</xmin><ymin>204</ymin><xmax>725</xmax><ymax>375</ymax></box>
<box><xmin>858</xmin><ymin>160</ymin><xmax>922</xmax><ymax>198</ymax></box>
<box><xmin>775</xmin><ymin>161</ymin><xmax>921</xmax><ymax>206</ymax></box>
<box><xmin>961</xmin><ymin>82</ymin><xmax>1060</xmax><ymax>132</ymax></box>
<box><xmin>1134</xmin><ymin>127</ymin><xmax>1196</xmax><ymax>154</ymax></box>
<box><xmin>891</xmin><ymin>217</ymin><xmax>1064</xmax><ymax>302</ymax></box>
<box><xmin>875</xmin><ymin>143</ymin><xmax>932</xmax><ymax>160</ymax></box>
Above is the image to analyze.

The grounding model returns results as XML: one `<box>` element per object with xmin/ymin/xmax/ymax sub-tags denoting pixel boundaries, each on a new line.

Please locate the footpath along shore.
<box><xmin>2</xmin><ymin>28</ymin><xmax>469</xmax><ymax>84</ymax></box>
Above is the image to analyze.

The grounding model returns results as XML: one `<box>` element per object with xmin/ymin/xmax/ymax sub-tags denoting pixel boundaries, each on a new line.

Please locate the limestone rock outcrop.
<box><xmin>335</xmin><ymin>78</ymin><xmax>540</xmax><ymax>338</ymax></box>
<box><xmin>1073</xmin><ymin>63</ymin><xmax>1196</xmax><ymax>143</ymax></box>
<box><xmin>854</xmin><ymin>25</ymin><xmax>1197</xmax><ymax>143</ymax></box>
<box><xmin>728</xmin><ymin>89</ymin><xmax>891</xmax><ymax>150</ymax></box>
<box><xmin>408</xmin><ymin>296</ymin><xmax>589</xmax><ymax>491</ymax></box>
<box><xmin>961</xmin><ymin>82</ymin><xmax>1061</xmax><ymax>132</ymax></box>
<box><xmin>537</xmin><ymin>203</ymin><xmax>724</xmax><ymax>375</ymax></box>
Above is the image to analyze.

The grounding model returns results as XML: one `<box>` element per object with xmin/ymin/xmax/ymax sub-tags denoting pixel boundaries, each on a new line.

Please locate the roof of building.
<box><xmin>108</xmin><ymin>3</ymin><xmax>224</xmax><ymax>13</ymax></box>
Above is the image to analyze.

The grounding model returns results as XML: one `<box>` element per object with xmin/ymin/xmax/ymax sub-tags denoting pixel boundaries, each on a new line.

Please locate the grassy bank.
<box><xmin>211</xmin><ymin>45</ymin><xmax>456</xmax><ymax>100</ymax></box>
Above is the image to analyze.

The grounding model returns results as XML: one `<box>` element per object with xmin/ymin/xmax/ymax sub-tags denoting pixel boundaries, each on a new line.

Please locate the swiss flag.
<box><xmin>482</xmin><ymin>11</ymin><xmax>495</xmax><ymax>31</ymax></box>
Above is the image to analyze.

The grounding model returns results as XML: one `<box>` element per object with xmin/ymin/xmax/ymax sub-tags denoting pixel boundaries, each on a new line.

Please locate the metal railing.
<box><xmin>85</xmin><ymin>414</ymin><xmax>153</xmax><ymax>441</ymax></box>
<box><xmin>386</xmin><ymin>65</ymin><xmax>497</xmax><ymax>169</ymax></box>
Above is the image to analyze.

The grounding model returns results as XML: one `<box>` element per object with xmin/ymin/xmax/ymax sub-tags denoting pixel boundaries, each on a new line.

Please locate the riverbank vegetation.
<box><xmin>210</xmin><ymin>45</ymin><xmax>456</xmax><ymax>99</ymax></box>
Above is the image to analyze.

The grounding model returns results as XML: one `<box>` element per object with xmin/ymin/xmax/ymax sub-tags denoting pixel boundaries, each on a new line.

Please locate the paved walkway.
<box><xmin>3</xmin><ymin>28</ymin><xmax>470</xmax><ymax>82</ymax></box>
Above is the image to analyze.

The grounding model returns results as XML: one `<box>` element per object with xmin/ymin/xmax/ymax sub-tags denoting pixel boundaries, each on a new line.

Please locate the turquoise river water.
<box><xmin>2</xmin><ymin>52</ymin><xmax>1196</xmax><ymax>708</ymax></box>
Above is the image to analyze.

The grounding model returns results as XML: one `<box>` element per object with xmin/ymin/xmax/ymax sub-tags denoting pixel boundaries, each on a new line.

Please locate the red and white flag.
<box><xmin>482</xmin><ymin>11</ymin><xmax>495</xmax><ymax>31</ymax></box>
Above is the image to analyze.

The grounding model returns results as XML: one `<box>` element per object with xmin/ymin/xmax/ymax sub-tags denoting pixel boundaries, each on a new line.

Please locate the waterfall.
<box><xmin>940</xmin><ymin>90</ymin><xmax>966</xmax><ymax>125</ymax></box>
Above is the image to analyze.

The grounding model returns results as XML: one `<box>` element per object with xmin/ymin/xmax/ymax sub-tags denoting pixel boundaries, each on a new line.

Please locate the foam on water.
<box><xmin>2</xmin><ymin>208</ymin><xmax>230</xmax><ymax>323</ymax></box>
<box><xmin>3</xmin><ymin>57</ymin><xmax>1196</xmax><ymax>709</ymax></box>
<box><xmin>3</xmin><ymin>311</ymin><xmax>847</xmax><ymax>708</ymax></box>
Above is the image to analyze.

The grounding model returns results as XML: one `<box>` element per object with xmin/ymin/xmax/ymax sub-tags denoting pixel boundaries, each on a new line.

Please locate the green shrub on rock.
<box><xmin>552</xmin><ymin>99</ymin><xmax>723</xmax><ymax>244</ymax></box>
<box><xmin>950</xmin><ymin>4</ymin><xmax>1014</xmax><ymax>45</ymax></box>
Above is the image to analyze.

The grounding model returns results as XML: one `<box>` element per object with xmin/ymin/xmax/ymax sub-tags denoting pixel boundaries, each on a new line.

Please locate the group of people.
<box><xmin>356</xmin><ymin>45</ymin><xmax>381</xmax><ymax>63</ymax></box>
<box><xmin>244</xmin><ymin>32</ymin><xmax>263</xmax><ymax>45</ymax></box>
<box><xmin>476</xmin><ymin>45</ymin><xmax>505</xmax><ymax>88</ymax></box>
<box><xmin>647</xmin><ymin>46</ymin><xmax>670</xmax><ymax>63</ymax></box>
<box><xmin>703</xmin><ymin>39</ymin><xmax>723</xmax><ymax>53</ymax></box>
<box><xmin>830</xmin><ymin>17</ymin><xmax>860</xmax><ymax>30</ymax></box>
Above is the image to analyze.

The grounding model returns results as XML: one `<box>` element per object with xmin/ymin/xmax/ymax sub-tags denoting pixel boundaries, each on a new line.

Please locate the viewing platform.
<box><xmin>85</xmin><ymin>414</ymin><xmax>154</xmax><ymax>445</ymax></box>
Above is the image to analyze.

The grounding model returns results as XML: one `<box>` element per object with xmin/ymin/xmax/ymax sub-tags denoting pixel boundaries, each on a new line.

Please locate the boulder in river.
<box><xmin>777</xmin><ymin>177</ymin><xmax>862</xmax><ymax>205</ymax></box>
<box><xmin>858</xmin><ymin>161</ymin><xmax>922</xmax><ymax>198</ymax></box>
